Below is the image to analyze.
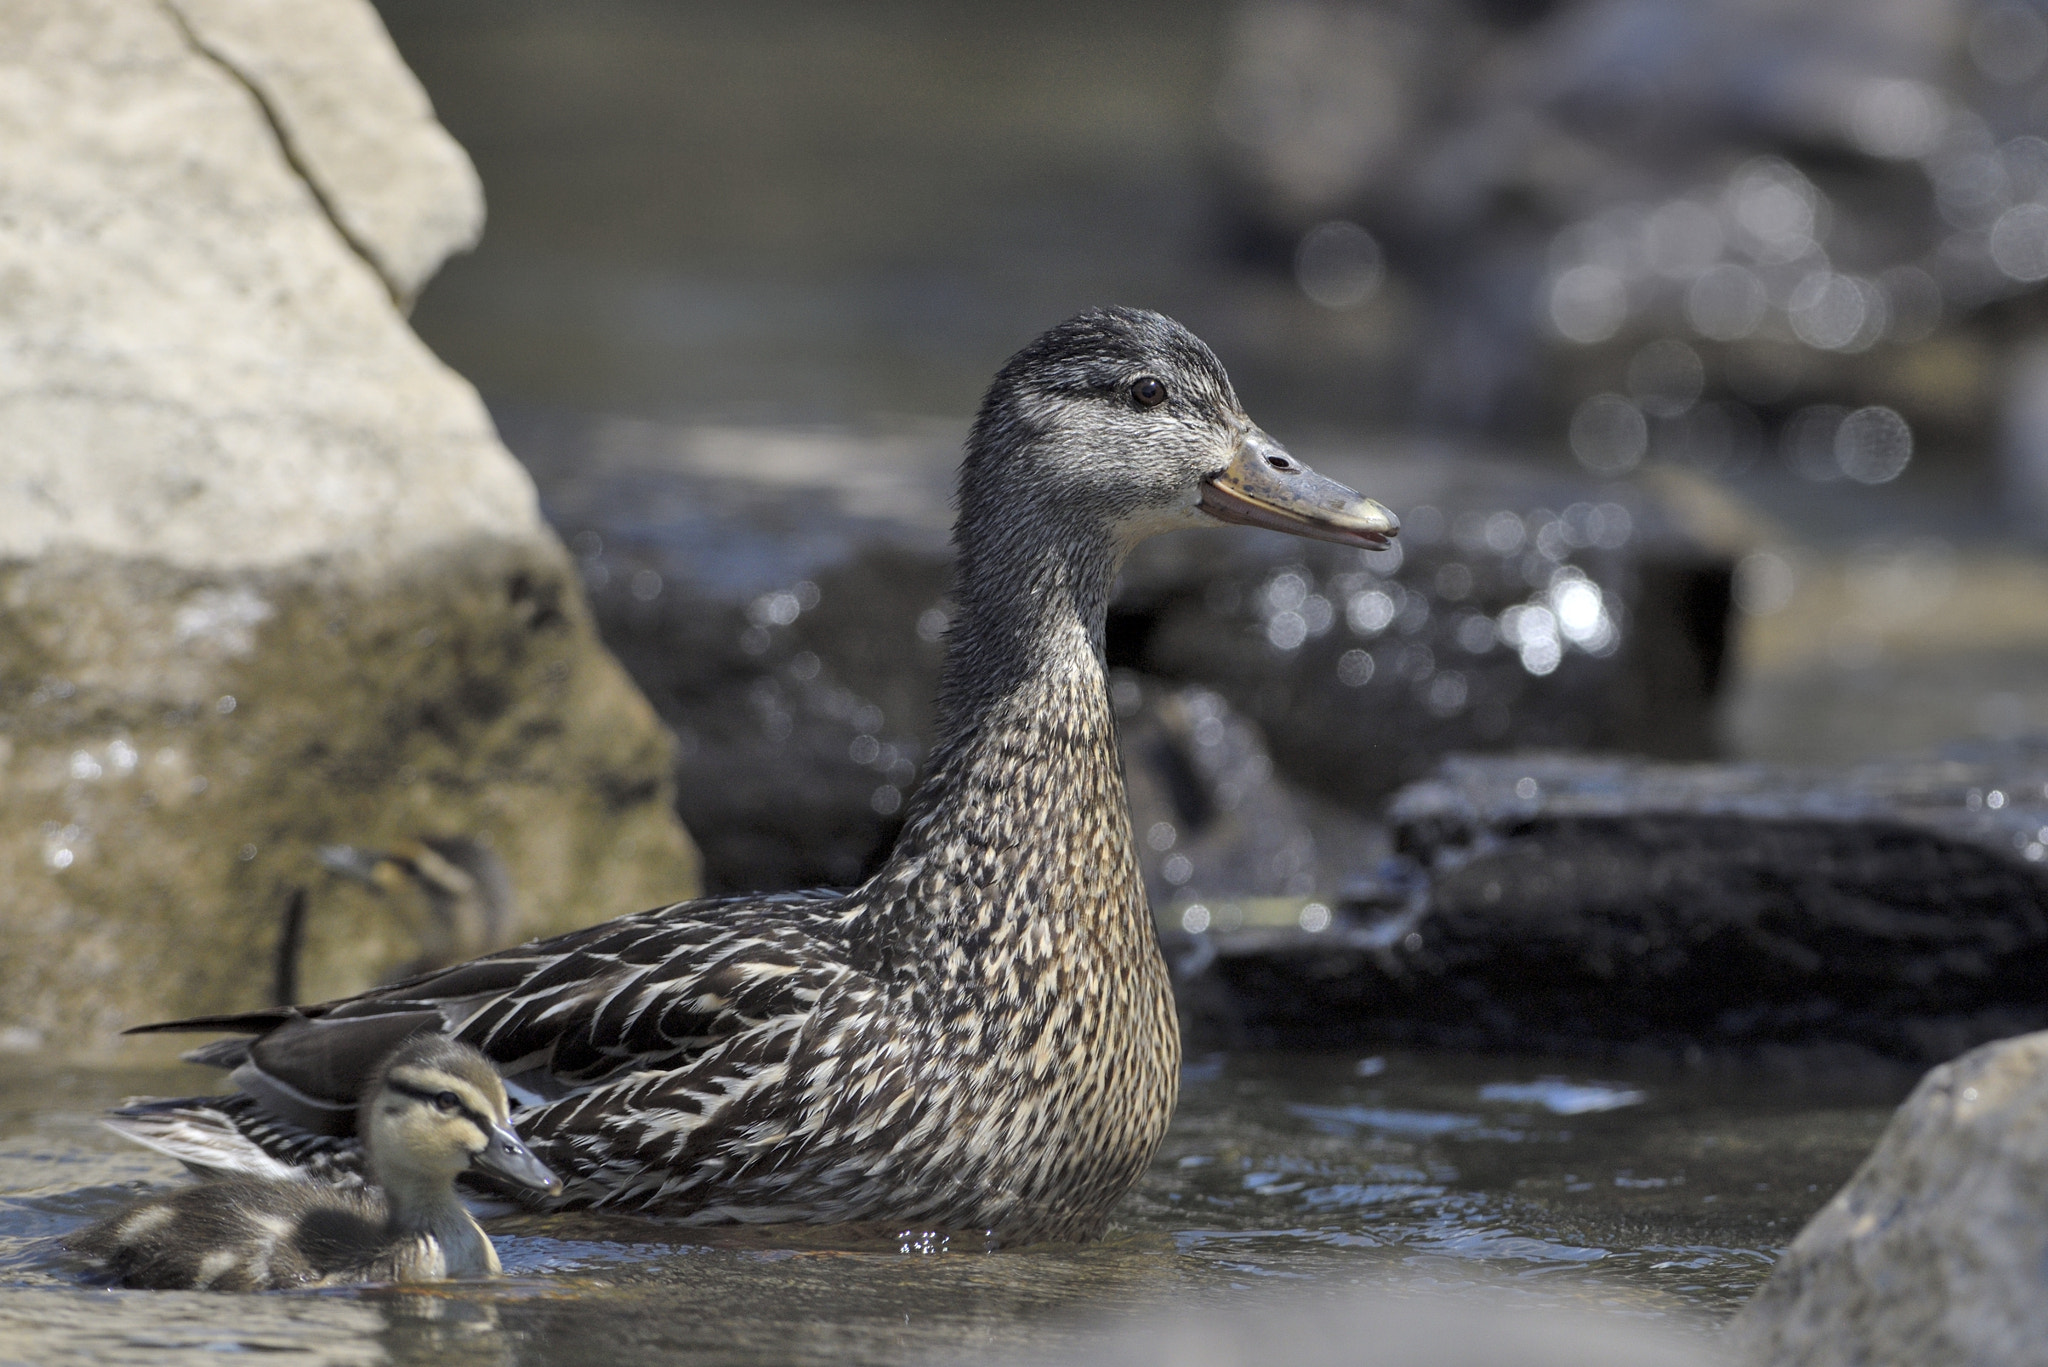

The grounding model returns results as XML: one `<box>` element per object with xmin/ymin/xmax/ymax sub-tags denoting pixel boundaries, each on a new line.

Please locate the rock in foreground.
<box><xmin>1036</xmin><ymin>1286</ymin><xmax>1719</xmax><ymax>1367</ymax></box>
<box><xmin>1727</xmin><ymin>1030</ymin><xmax>2048</xmax><ymax>1366</ymax></box>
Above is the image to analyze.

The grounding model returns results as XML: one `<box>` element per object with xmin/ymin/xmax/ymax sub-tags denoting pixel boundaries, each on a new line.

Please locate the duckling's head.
<box><xmin>320</xmin><ymin>837</ymin><xmax>516</xmax><ymax>928</ymax></box>
<box><xmin>362</xmin><ymin>1035</ymin><xmax>561</xmax><ymax>1197</ymax></box>
<box><xmin>319</xmin><ymin>836</ymin><xmax>520</xmax><ymax>969</ymax></box>
<box><xmin>960</xmin><ymin>307</ymin><xmax>1397</xmax><ymax>561</ymax></box>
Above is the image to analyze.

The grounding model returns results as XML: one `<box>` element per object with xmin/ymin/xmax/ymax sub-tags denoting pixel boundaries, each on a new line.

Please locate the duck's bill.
<box><xmin>1199</xmin><ymin>433</ymin><xmax>1398</xmax><ymax>550</ymax></box>
<box><xmin>317</xmin><ymin>844</ymin><xmax>386</xmax><ymax>884</ymax></box>
<box><xmin>475</xmin><ymin>1121</ymin><xmax>563</xmax><ymax>1195</ymax></box>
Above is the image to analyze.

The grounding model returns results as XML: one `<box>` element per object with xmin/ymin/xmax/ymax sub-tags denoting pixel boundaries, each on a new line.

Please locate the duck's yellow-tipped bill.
<box><xmin>1198</xmin><ymin>430</ymin><xmax>1398</xmax><ymax>550</ymax></box>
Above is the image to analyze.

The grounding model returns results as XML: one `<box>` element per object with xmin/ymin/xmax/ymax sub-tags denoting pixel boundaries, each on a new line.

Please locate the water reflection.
<box><xmin>1245</xmin><ymin>499</ymin><xmax>1631</xmax><ymax>696</ymax></box>
<box><xmin>378</xmin><ymin>1294</ymin><xmax>514</xmax><ymax>1367</ymax></box>
<box><xmin>1477</xmin><ymin>1080</ymin><xmax>1647</xmax><ymax>1117</ymax></box>
<box><xmin>0</xmin><ymin>1286</ymin><xmax>387</xmax><ymax>1367</ymax></box>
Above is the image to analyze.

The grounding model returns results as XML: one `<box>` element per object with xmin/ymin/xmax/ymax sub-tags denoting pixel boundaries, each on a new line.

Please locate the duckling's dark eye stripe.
<box><xmin>385</xmin><ymin>1079</ymin><xmax>491</xmax><ymax>1131</ymax></box>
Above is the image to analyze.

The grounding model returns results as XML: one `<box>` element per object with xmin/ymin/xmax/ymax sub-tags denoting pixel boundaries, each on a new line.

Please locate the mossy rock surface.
<box><xmin>0</xmin><ymin>538</ymin><xmax>698</xmax><ymax>1043</ymax></box>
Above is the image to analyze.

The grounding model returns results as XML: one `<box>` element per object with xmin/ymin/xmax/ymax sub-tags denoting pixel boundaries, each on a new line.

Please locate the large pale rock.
<box><xmin>164</xmin><ymin>0</ymin><xmax>485</xmax><ymax>305</ymax></box>
<box><xmin>0</xmin><ymin>0</ymin><xmax>698</xmax><ymax>1044</ymax></box>
<box><xmin>0</xmin><ymin>0</ymin><xmax>514</xmax><ymax>569</ymax></box>
<box><xmin>1727</xmin><ymin>1030</ymin><xmax>2048</xmax><ymax>1366</ymax></box>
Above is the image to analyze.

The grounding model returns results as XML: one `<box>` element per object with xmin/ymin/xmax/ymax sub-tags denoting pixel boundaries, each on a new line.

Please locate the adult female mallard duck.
<box><xmin>113</xmin><ymin>308</ymin><xmax>1395</xmax><ymax>1245</ymax></box>
<box><xmin>75</xmin><ymin>1036</ymin><xmax>559</xmax><ymax>1289</ymax></box>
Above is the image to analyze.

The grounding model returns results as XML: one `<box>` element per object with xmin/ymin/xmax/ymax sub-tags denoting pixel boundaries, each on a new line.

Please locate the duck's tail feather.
<box><xmin>122</xmin><ymin>1007</ymin><xmax>299</xmax><ymax>1071</ymax></box>
<box><xmin>121</xmin><ymin>1007</ymin><xmax>301</xmax><ymax>1037</ymax></box>
<box><xmin>103</xmin><ymin>1095</ymin><xmax>366</xmax><ymax>1186</ymax></box>
<box><xmin>179</xmin><ymin>1037</ymin><xmax>254</xmax><ymax>1070</ymax></box>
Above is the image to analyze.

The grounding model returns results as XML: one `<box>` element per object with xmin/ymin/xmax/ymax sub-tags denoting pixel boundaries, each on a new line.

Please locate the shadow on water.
<box><xmin>0</xmin><ymin>1048</ymin><xmax>1901</xmax><ymax>1366</ymax></box>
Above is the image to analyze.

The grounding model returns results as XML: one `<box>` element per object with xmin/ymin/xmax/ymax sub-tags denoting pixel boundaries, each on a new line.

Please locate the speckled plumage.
<box><xmin>110</xmin><ymin>308</ymin><xmax>1395</xmax><ymax>1245</ymax></box>
<box><xmin>70</xmin><ymin>1172</ymin><xmax>473</xmax><ymax>1291</ymax></box>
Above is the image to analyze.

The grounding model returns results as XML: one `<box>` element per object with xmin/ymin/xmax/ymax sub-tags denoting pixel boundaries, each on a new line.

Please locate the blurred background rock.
<box><xmin>372</xmin><ymin>0</ymin><xmax>2048</xmax><ymax>895</ymax></box>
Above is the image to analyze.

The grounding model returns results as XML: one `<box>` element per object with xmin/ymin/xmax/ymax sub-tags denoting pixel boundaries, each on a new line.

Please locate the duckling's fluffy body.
<box><xmin>70</xmin><ymin>1174</ymin><xmax>478</xmax><ymax>1291</ymax></box>
<box><xmin>75</xmin><ymin>1037</ymin><xmax>557</xmax><ymax>1289</ymax></box>
<box><xmin>110</xmin><ymin>309</ymin><xmax>1395</xmax><ymax>1245</ymax></box>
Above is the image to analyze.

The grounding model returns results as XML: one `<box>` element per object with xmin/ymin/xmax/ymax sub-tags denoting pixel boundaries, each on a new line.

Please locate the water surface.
<box><xmin>0</xmin><ymin>1047</ymin><xmax>1900</xmax><ymax>1365</ymax></box>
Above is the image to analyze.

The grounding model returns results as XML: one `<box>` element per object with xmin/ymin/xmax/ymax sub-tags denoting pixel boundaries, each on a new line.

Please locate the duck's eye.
<box><xmin>1131</xmin><ymin>377</ymin><xmax>1167</xmax><ymax>409</ymax></box>
<box><xmin>435</xmin><ymin>1091</ymin><xmax>461</xmax><ymax>1113</ymax></box>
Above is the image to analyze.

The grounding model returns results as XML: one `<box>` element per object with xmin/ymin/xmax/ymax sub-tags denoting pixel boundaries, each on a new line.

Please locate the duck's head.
<box><xmin>961</xmin><ymin>306</ymin><xmax>1397</xmax><ymax>557</ymax></box>
<box><xmin>362</xmin><ymin>1035</ymin><xmax>561</xmax><ymax>1196</ymax></box>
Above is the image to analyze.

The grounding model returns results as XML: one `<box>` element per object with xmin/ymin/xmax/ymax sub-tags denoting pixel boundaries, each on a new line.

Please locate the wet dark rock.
<box><xmin>613</xmin><ymin>542</ymin><xmax>949</xmax><ymax>894</ymax></box>
<box><xmin>1110</xmin><ymin>673</ymin><xmax>1414</xmax><ymax>1049</ymax></box>
<box><xmin>1213</xmin><ymin>0</ymin><xmax>2048</xmax><ymax>486</ymax></box>
<box><xmin>1124</xmin><ymin>449</ymin><xmax>1734</xmax><ymax>813</ymax></box>
<box><xmin>509</xmin><ymin>412</ymin><xmax>1735</xmax><ymax>896</ymax></box>
<box><xmin>510</xmin><ymin>406</ymin><xmax>1390</xmax><ymax>898</ymax></box>
<box><xmin>1181</xmin><ymin>745</ymin><xmax>2048</xmax><ymax>1057</ymax></box>
<box><xmin>1116</xmin><ymin>674</ymin><xmax>1387</xmax><ymax>915</ymax></box>
<box><xmin>1727</xmin><ymin>1029</ymin><xmax>2048</xmax><ymax>1366</ymax></box>
<box><xmin>506</xmin><ymin>410</ymin><xmax>959</xmax><ymax>892</ymax></box>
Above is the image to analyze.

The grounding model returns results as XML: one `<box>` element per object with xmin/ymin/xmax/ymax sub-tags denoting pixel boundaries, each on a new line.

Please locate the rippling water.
<box><xmin>0</xmin><ymin>1047</ymin><xmax>1902</xmax><ymax>1365</ymax></box>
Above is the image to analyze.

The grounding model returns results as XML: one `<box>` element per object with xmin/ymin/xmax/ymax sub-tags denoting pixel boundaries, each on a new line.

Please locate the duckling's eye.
<box><xmin>1130</xmin><ymin>377</ymin><xmax>1167</xmax><ymax>409</ymax></box>
<box><xmin>435</xmin><ymin>1091</ymin><xmax>461</xmax><ymax>1113</ymax></box>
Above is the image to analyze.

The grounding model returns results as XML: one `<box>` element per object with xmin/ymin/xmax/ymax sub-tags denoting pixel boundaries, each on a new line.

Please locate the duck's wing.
<box><xmin>101</xmin><ymin>1093</ymin><xmax>358</xmax><ymax>1183</ymax></box>
<box><xmin>502</xmin><ymin>967</ymin><xmax>890</xmax><ymax>1216</ymax></box>
<box><xmin>124</xmin><ymin>889</ymin><xmax>855</xmax><ymax>1143</ymax></box>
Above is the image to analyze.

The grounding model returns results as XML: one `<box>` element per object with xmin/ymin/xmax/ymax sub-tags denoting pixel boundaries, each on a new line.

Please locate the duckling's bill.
<box><xmin>1199</xmin><ymin>430</ymin><xmax>1398</xmax><ymax>550</ymax></box>
<box><xmin>475</xmin><ymin>1119</ymin><xmax>562</xmax><ymax>1195</ymax></box>
<box><xmin>318</xmin><ymin>843</ymin><xmax>389</xmax><ymax>885</ymax></box>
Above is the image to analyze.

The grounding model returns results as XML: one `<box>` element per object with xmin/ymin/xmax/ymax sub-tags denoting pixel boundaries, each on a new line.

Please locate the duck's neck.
<box><xmin>933</xmin><ymin>511</ymin><xmax>1121</xmax><ymax>737</ymax></box>
<box><xmin>868</xmin><ymin>514</ymin><xmax>1155</xmax><ymax>981</ymax></box>
<box><xmin>376</xmin><ymin>1161</ymin><xmax>500</xmax><ymax>1277</ymax></box>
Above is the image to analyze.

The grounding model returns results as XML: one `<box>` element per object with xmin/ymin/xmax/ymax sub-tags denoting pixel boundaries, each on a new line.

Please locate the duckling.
<box><xmin>71</xmin><ymin>1035</ymin><xmax>559</xmax><ymax>1290</ymax></box>
<box><xmin>319</xmin><ymin>836</ymin><xmax>520</xmax><ymax>980</ymax></box>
